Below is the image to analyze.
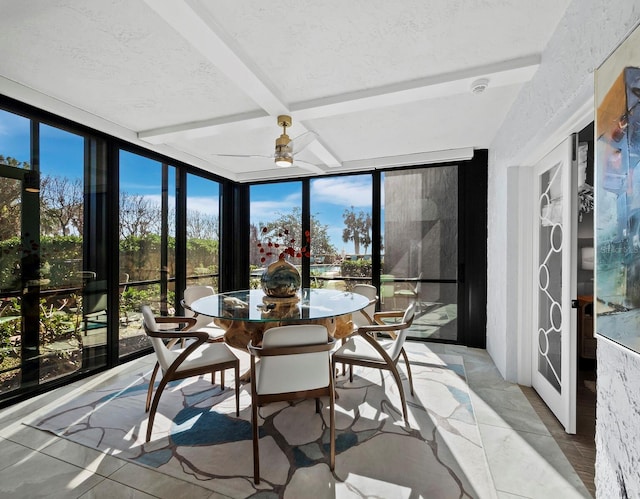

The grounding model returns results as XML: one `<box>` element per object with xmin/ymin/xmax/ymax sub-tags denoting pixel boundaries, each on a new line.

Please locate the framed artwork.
<box><xmin>595</xmin><ymin>22</ymin><xmax>640</xmax><ymax>353</ymax></box>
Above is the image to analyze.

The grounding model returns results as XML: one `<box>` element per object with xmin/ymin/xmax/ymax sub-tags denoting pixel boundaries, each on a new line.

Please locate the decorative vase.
<box><xmin>261</xmin><ymin>256</ymin><xmax>301</xmax><ymax>298</ymax></box>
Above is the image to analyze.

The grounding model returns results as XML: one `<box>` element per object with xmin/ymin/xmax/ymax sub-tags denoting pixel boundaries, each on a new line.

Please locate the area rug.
<box><xmin>27</xmin><ymin>344</ymin><xmax>495</xmax><ymax>498</ymax></box>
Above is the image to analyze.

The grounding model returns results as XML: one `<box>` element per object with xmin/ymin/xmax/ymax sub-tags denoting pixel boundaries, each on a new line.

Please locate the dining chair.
<box><xmin>337</xmin><ymin>284</ymin><xmax>379</xmax><ymax>375</ymax></box>
<box><xmin>351</xmin><ymin>283</ymin><xmax>378</xmax><ymax>329</ymax></box>
<box><xmin>332</xmin><ymin>302</ymin><xmax>416</xmax><ymax>422</ymax></box>
<box><xmin>181</xmin><ymin>285</ymin><xmax>226</xmax><ymax>342</ymax></box>
<box><xmin>248</xmin><ymin>324</ymin><xmax>336</xmax><ymax>484</ymax></box>
<box><xmin>141</xmin><ymin>305</ymin><xmax>240</xmax><ymax>442</ymax></box>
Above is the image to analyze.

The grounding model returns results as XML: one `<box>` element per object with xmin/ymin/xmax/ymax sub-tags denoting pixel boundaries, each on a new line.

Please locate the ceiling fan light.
<box><xmin>274</xmin><ymin>126</ymin><xmax>293</xmax><ymax>167</ymax></box>
<box><xmin>275</xmin><ymin>155</ymin><xmax>293</xmax><ymax>167</ymax></box>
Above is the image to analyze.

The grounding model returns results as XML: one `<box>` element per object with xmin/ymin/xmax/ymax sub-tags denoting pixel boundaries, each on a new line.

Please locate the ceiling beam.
<box><xmin>141</xmin><ymin>0</ymin><xmax>342</xmax><ymax>167</ymax></box>
<box><xmin>339</xmin><ymin>148</ymin><xmax>475</xmax><ymax>171</ymax></box>
<box><xmin>292</xmin><ymin>55</ymin><xmax>540</xmax><ymax>121</ymax></box>
<box><xmin>142</xmin><ymin>0</ymin><xmax>285</xmax><ymax>116</ymax></box>
<box><xmin>138</xmin><ymin>55</ymin><xmax>540</xmax><ymax>147</ymax></box>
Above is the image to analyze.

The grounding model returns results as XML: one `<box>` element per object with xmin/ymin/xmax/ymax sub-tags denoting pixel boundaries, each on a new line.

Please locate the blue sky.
<box><xmin>1</xmin><ymin>109</ymin><xmax>376</xmax><ymax>254</ymax></box>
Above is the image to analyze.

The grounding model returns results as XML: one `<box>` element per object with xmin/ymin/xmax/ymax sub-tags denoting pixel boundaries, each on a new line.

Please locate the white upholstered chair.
<box><xmin>248</xmin><ymin>324</ymin><xmax>336</xmax><ymax>484</ymax></box>
<box><xmin>332</xmin><ymin>302</ymin><xmax>416</xmax><ymax>422</ymax></box>
<box><xmin>351</xmin><ymin>283</ymin><xmax>378</xmax><ymax>328</ymax></box>
<box><xmin>337</xmin><ymin>284</ymin><xmax>379</xmax><ymax>375</ymax></box>
<box><xmin>141</xmin><ymin>305</ymin><xmax>239</xmax><ymax>442</ymax></box>
<box><xmin>181</xmin><ymin>285</ymin><xmax>226</xmax><ymax>342</ymax></box>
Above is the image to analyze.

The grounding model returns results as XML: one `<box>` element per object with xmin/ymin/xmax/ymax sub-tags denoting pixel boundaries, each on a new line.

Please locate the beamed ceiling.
<box><xmin>0</xmin><ymin>0</ymin><xmax>571</xmax><ymax>182</ymax></box>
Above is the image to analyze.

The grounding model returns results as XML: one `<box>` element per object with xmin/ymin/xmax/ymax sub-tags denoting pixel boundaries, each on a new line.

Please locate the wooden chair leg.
<box><xmin>146</xmin><ymin>376</ymin><xmax>170</xmax><ymax>442</ymax></box>
<box><xmin>400</xmin><ymin>347</ymin><xmax>414</xmax><ymax>395</ymax></box>
<box><xmin>387</xmin><ymin>363</ymin><xmax>409</xmax><ymax>423</ymax></box>
<box><xmin>349</xmin><ymin>364</ymin><xmax>353</xmax><ymax>383</ymax></box>
<box><xmin>145</xmin><ymin>362</ymin><xmax>160</xmax><ymax>412</ymax></box>
<box><xmin>329</xmin><ymin>373</ymin><xmax>336</xmax><ymax>471</ymax></box>
<box><xmin>234</xmin><ymin>362</ymin><xmax>240</xmax><ymax>417</ymax></box>
<box><xmin>252</xmin><ymin>397</ymin><xmax>260</xmax><ymax>484</ymax></box>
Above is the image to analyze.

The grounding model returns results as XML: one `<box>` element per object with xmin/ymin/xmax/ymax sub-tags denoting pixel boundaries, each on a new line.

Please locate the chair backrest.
<box><xmin>183</xmin><ymin>285</ymin><xmax>215</xmax><ymax>329</ymax></box>
<box><xmin>387</xmin><ymin>302</ymin><xmax>416</xmax><ymax>362</ymax></box>
<box><xmin>141</xmin><ymin>305</ymin><xmax>179</xmax><ymax>371</ymax></box>
<box><xmin>413</xmin><ymin>272</ymin><xmax>423</xmax><ymax>295</ymax></box>
<box><xmin>352</xmin><ymin>284</ymin><xmax>377</xmax><ymax>327</ymax></box>
<box><xmin>83</xmin><ymin>279</ymin><xmax>107</xmax><ymax>315</ymax></box>
<box><xmin>256</xmin><ymin>325</ymin><xmax>331</xmax><ymax>395</ymax></box>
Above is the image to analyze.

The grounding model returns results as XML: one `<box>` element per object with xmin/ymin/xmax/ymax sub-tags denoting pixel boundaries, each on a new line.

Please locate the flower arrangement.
<box><xmin>257</xmin><ymin>226</ymin><xmax>311</xmax><ymax>263</ymax></box>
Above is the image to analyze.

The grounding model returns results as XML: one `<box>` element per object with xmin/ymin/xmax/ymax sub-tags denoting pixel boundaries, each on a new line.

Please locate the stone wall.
<box><xmin>595</xmin><ymin>339</ymin><xmax>640</xmax><ymax>498</ymax></box>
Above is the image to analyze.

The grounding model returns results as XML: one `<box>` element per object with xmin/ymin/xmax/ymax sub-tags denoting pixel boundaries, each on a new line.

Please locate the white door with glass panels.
<box><xmin>532</xmin><ymin>136</ymin><xmax>577</xmax><ymax>434</ymax></box>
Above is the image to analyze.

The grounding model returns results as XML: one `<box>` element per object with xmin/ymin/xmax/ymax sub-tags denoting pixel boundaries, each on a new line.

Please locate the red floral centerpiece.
<box><xmin>257</xmin><ymin>227</ymin><xmax>311</xmax><ymax>263</ymax></box>
<box><xmin>257</xmin><ymin>227</ymin><xmax>310</xmax><ymax>298</ymax></box>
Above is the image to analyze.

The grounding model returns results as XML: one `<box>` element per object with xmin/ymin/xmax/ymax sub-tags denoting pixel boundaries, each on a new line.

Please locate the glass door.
<box><xmin>533</xmin><ymin>137</ymin><xmax>577</xmax><ymax>433</ymax></box>
<box><xmin>1</xmin><ymin>113</ymin><xmax>109</xmax><ymax>403</ymax></box>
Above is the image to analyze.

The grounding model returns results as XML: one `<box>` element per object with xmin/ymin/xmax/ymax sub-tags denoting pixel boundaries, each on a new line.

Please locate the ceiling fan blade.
<box><xmin>212</xmin><ymin>153</ymin><xmax>272</xmax><ymax>159</ymax></box>
<box><xmin>295</xmin><ymin>160</ymin><xmax>325</xmax><ymax>174</ymax></box>
<box><xmin>289</xmin><ymin>131</ymin><xmax>318</xmax><ymax>154</ymax></box>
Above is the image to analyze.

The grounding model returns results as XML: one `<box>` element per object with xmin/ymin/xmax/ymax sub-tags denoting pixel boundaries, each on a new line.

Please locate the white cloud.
<box><xmin>121</xmin><ymin>182</ymin><xmax>162</xmax><ymax>192</ymax></box>
<box><xmin>250</xmin><ymin>192</ymin><xmax>301</xmax><ymax>225</ymax></box>
<box><xmin>187</xmin><ymin>196</ymin><xmax>219</xmax><ymax>216</ymax></box>
<box><xmin>311</xmin><ymin>177</ymin><xmax>372</xmax><ymax>207</ymax></box>
<box><xmin>141</xmin><ymin>194</ymin><xmax>162</xmax><ymax>206</ymax></box>
<box><xmin>141</xmin><ymin>195</ymin><xmax>218</xmax><ymax>217</ymax></box>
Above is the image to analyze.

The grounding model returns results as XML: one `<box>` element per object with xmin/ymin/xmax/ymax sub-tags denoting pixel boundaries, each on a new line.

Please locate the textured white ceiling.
<box><xmin>0</xmin><ymin>0</ymin><xmax>571</xmax><ymax>181</ymax></box>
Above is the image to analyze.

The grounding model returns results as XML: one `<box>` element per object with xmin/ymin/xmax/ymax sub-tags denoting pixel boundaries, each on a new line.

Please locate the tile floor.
<box><xmin>0</xmin><ymin>343</ymin><xmax>595</xmax><ymax>498</ymax></box>
<box><xmin>520</xmin><ymin>366</ymin><xmax>597</xmax><ymax>497</ymax></box>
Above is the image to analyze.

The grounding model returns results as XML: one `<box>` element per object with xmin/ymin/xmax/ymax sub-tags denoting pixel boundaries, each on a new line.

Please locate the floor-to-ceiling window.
<box><xmin>310</xmin><ymin>175</ymin><xmax>373</xmax><ymax>290</ymax></box>
<box><xmin>0</xmin><ymin>108</ymin><xmax>108</xmax><ymax>401</ymax></box>
<box><xmin>118</xmin><ymin>150</ymin><xmax>177</xmax><ymax>358</ymax></box>
<box><xmin>0</xmin><ymin>109</ymin><xmax>31</xmax><ymax>396</ymax></box>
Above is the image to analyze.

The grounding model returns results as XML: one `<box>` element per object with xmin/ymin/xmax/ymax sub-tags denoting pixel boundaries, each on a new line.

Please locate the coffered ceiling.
<box><xmin>0</xmin><ymin>0</ymin><xmax>571</xmax><ymax>182</ymax></box>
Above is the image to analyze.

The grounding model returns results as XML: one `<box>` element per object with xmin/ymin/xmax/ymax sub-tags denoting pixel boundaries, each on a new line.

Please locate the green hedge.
<box><xmin>0</xmin><ymin>235</ymin><xmax>220</xmax><ymax>291</ymax></box>
<box><xmin>341</xmin><ymin>259</ymin><xmax>372</xmax><ymax>277</ymax></box>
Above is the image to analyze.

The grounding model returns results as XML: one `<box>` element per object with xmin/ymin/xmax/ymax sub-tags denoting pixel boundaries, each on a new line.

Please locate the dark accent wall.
<box><xmin>459</xmin><ymin>150</ymin><xmax>488</xmax><ymax>348</ymax></box>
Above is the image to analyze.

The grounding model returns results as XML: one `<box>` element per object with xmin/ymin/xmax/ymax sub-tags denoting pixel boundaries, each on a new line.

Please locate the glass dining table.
<box><xmin>190</xmin><ymin>288</ymin><xmax>370</xmax><ymax>351</ymax></box>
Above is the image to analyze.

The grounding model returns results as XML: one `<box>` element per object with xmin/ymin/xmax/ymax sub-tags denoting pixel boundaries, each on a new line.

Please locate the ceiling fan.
<box><xmin>212</xmin><ymin>115</ymin><xmax>322</xmax><ymax>172</ymax></box>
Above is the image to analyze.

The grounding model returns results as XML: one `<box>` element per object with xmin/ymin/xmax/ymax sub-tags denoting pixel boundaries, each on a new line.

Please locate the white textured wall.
<box><xmin>595</xmin><ymin>339</ymin><xmax>640</xmax><ymax>498</ymax></box>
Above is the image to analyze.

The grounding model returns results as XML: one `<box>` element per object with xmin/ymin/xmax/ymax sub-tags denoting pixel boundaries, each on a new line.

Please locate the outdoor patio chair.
<box><xmin>141</xmin><ymin>305</ymin><xmax>239</xmax><ymax>442</ymax></box>
<box><xmin>394</xmin><ymin>272</ymin><xmax>423</xmax><ymax>313</ymax></box>
<box><xmin>80</xmin><ymin>279</ymin><xmax>107</xmax><ymax>335</ymax></box>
